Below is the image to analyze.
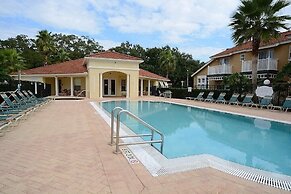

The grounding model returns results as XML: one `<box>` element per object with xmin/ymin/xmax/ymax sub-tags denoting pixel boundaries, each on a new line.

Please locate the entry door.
<box><xmin>103</xmin><ymin>79</ymin><xmax>116</xmax><ymax>96</ymax></box>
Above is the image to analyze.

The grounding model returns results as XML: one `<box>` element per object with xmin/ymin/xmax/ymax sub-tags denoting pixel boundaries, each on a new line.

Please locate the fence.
<box><xmin>0</xmin><ymin>80</ymin><xmax>51</xmax><ymax>97</ymax></box>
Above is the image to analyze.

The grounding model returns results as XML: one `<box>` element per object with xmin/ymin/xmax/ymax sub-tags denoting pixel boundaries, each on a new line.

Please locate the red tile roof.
<box><xmin>139</xmin><ymin>69</ymin><xmax>170</xmax><ymax>81</ymax></box>
<box><xmin>17</xmin><ymin>53</ymin><xmax>169</xmax><ymax>81</ymax></box>
<box><xmin>88</xmin><ymin>51</ymin><xmax>143</xmax><ymax>61</ymax></box>
<box><xmin>20</xmin><ymin>58</ymin><xmax>87</xmax><ymax>75</ymax></box>
<box><xmin>212</xmin><ymin>31</ymin><xmax>291</xmax><ymax>58</ymax></box>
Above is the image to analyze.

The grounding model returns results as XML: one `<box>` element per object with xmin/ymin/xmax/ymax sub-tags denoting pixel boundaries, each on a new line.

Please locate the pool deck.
<box><xmin>0</xmin><ymin>97</ymin><xmax>290</xmax><ymax>193</ymax></box>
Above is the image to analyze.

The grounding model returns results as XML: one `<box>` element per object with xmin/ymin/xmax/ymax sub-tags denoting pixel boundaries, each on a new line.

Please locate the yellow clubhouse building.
<box><xmin>192</xmin><ymin>31</ymin><xmax>291</xmax><ymax>89</ymax></box>
<box><xmin>14</xmin><ymin>51</ymin><xmax>169</xmax><ymax>98</ymax></box>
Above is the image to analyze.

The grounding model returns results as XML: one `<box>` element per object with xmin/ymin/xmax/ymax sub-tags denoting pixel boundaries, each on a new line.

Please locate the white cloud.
<box><xmin>1</xmin><ymin>0</ymin><xmax>289</xmax><ymax>45</ymax></box>
<box><xmin>106</xmin><ymin>0</ymin><xmax>240</xmax><ymax>43</ymax></box>
<box><xmin>0</xmin><ymin>0</ymin><xmax>102</xmax><ymax>34</ymax></box>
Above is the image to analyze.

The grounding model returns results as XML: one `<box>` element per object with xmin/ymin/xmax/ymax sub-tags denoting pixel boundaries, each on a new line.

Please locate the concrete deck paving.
<box><xmin>0</xmin><ymin>98</ymin><xmax>290</xmax><ymax>194</ymax></box>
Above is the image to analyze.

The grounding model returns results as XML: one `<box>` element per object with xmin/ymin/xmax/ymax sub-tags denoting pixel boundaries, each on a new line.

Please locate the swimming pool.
<box><xmin>100</xmin><ymin>100</ymin><xmax>291</xmax><ymax>177</ymax></box>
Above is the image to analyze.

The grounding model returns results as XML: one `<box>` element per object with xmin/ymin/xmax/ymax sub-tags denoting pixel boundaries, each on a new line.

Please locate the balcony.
<box><xmin>241</xmin><ymin>59</ymin><xmax>278</xmax><ymax>72</ymax></box>
<box><xmin>208</xmin><ymin>64</ymin><xmax>232</xmax><ymax>75</ymax></box>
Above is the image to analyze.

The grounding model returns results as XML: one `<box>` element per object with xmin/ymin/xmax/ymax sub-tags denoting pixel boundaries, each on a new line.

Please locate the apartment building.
<box><xmin>192</xmin><ymin>31</ymin><xmax>291</xmax><ymax>89</ymax></box>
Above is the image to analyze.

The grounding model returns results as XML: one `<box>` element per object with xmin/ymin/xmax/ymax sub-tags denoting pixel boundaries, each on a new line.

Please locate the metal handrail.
<box><xmin>110</xmin><ymin>107</ymin><xmax>164</xmax><ymax>154</ymax></box>
<box><xmin>110</xmin><ymin>107</ymin><xmax>124</xmax><ymax>145</ymax></box>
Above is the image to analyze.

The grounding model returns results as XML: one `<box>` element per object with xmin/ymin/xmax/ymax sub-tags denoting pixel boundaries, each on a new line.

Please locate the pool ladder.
<box><xmin>110</xmin><ymin>107</ymin><xmax>164</xmax><ymax>154</ymax></box>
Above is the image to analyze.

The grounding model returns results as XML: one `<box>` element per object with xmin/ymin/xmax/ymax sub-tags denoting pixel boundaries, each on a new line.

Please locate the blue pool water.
<box><xmin>100</xmin><ymin>100</ymin><xmax>291</xmax><ymax>176</ymax></box>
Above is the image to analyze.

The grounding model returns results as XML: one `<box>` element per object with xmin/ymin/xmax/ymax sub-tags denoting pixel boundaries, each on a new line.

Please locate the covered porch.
<box><xmin>44</xmin><ymin>75</ymin><xmax>88</xmax><ymax>97</ymax></box>
<box><xmin>139</xmin><ymin>79</ymin><xmax>169</xmax><ymax>96</ymax></box>
<box><xmin>138</xmin><ymin>69</ymin><xmax>170</xmax><ymax>97</ymax></box>
<box><xmin>97</xmin><ymin>71</ymin><xmax>169</xmax><ymax>98</ymax></box>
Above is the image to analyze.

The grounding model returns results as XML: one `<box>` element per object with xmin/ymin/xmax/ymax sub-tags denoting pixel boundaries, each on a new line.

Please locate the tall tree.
<box><xmin>54</xmin><ymin>48</ymin><xmax>70</xmax><ymax>63</ymax></box>
<box><xmin>0</xmin><ymin>35</ymin><xmax>44</xmax><ymax>68</ymax></box>
<box><xmin>110</xmin><ymin>41</ymin><xmax>146</xmax><ymax>59</ymax></box>
<box><xmin>0</xmin><ymin>49</ymin><xmax>26</xmax><ymax>82</ymax></box>
<box><xmin>229</xmin><ymin>0</ymin><xmax>291</xmax><ymax>91</ymax></box>
<box><xmin>52</xmin><ymin>34</ymin><xmax>103</xmax><ymax>60</ymax></box>
<box><xmin>36</xmin><ymin>30</ymin><xmax>55</xmax><ymax>65</ymax></box>
<box><xmin>159</xmin><ymin>47</ymin><xmax>176</xmax><ymax>79</ymax></box>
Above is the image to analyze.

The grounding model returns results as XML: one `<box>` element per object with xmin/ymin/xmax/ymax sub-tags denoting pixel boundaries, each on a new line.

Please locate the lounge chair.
<box><xmin>0</xmin><ymin>112</ymin><xmax>23</xmax><ymax>122</ymax></box>
<box><xmin>0</xmin><ymin>93</ymin><xmax>30</xmax><ymax>121</ymax></box>
<box><xmin>193</xmin><ymin>92</ymin><xmax>204</xmax><ymax>101</ymax></box>
<box><xmin>259</xmin><ymin>96</ymin><xmax>273</xmax><ymax>109</ymax></box>
<box><xmin>27</xmin><ymin>90</ymin><xmax>49</xmax><ymax>103</ymax></box>
<box><xmin>272</xmin><ymin>96</ymin><xmax>291</xmax><ymax>112</ymax></box>
<box><xmin>10</xmin><ymin>93</ymin><xmax>36</xmax><ymax>109</ymax></box>
<box><xmin>0</xmin><ymin>93</ymin><xmax>34</xmax><ymax>113</ymax></box>
<box><xmin>17</xmin><ymin>91</ymin><xmax>40</xmax><ymax>106</ymax></box>
<box><xmin>239</xmin><ymin>94</ymin><xmax>258</xmax><ymax>107</ymax></box>
<box><xmin>228</xmin><ymin>93</ymin><xmax>240</xmax><ymax>105</ymax></box>
<box><xmin>282</xmin><ymin>96</ymin><xmax>291</xmax><ymax>112</ymax></box>
<box><xmin>185</xmin><ymin>97</ymin><xmax>194</xmax><ymax>100</ymax></box>
<box><xmin>23</xmin><ymin>91</ymin><xmax>47</xmax><ymax>106</ymax></box>
<box><xmin>215</xmin><ymin>92</ymin><xmax>227</xmax><ymax>104</ymax></box>
<box><xmin>185</xmin><ymin>96</ymin><xmax>194</xmax><ymax>100</ymax></box>
<box><xmin>204</xmin><ymin>92</ymin><xmax>215</xmax><ymax>102</ymax></box>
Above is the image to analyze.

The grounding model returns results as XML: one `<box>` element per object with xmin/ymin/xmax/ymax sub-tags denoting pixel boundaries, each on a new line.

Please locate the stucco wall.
<box><xmin>87</xmin><ymin>58</ymin><xmax>140</xmax><ymax>99</ymax></box>
<box><xmin>193</xmin><ymin>67</ymin><xmax>208</xmax><ymax>86</ymax></box>
<box><xmin>274</xmin><ymin>43</ymin><xmax>290</xmax><ymax>70</ymax></box>
<box><xmin>44</xmin><ymin>77</ymin><xmax>55</xmax><ymax>95</ymax></box>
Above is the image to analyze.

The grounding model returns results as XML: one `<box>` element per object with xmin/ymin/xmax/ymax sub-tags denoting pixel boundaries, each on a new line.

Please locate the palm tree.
<box><xmin>229</xmin><ymin>0</ymin><xmax>291</xmax><ymax>91</ymax></box>
<box><xmin>36</xmin><ymin>30</ymin><xmax>55</xmax><ymax>65</ymax></box>
<box><xmin>0</xmin><ymin>49</ymin><xmax>26</xmax><ymax>85</ymax></box>
<box><xmin>55</xmin><ymin>48</ymin><xmax>70</xmax><ymax>63</ymax></box>
<box><xmin>159</xmin><ymin>48</ymin><xmax>176</xmax><ymax>79</ymax></box>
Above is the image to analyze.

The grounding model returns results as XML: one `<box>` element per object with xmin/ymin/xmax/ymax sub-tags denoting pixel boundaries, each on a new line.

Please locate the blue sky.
<box><xmin>0</xmin><ymin>0</ymin><xmax>290</xmax><ymax>62</ymax></box>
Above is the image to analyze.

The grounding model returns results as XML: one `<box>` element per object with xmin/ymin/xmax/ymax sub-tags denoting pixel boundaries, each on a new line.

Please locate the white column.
<box><xmin>55</xmin><ymin>77</ymin><xmax>59</xmax><ymax>96</ymax></box>
<box><xmin>148</xmin><ymin>80</ymin><xmax>151</xmax><ymax>96</ymax></box>
<box><xmin>34</xmin><ymin>82</ymin><xmax>38</xmax><ymax>95</ymax></box>
<box><xmin>126</xmin><ymin>74</ymin><xmax>130</xmax><ymax>98</ymax></box>
<box><xmin>99</xmin><ymin>73</ymin><xmax>103</xmax><ymax>98</ymax></box>
<box><xmin>43</xmin><ymin>83</ymin><xmax>46</xmax><ymax>89</ymax></box>
<box><xmin>70</xmin><ymin>77</ymin><xmax>74</xmax><ymax>96</ymax></box>
<box><xmin>140</xmin><ymin>79</ymin><xmax>143</xmax><ymax>97</ymax></box>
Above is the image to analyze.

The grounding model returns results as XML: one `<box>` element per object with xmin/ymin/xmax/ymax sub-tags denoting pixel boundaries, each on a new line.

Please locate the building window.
<box><xmin>74</xmin><ymin>78</ymin><xmax>81</xmax><ymax>90</ymax></box>
<box><xmin>259</xmin><ymin>49</ymin><xmax>274</xmax><ymax>59</ymax></box>
<box><xmin>121</xmin><ymin>79</ymin><xmax>126</xmax><ymax>91</ymax></box>
<box><xmin>219</xmin><ymin>57</ymin><xmax>230</xmax><ymax>65</ymax></box>
<box><xmin>289</xmin><ymin>46</ymin><xmax>291</xmax><ymax>61</ymax></box>
<box><xmin>240</xmin><ymin>54</ymin><xmax>245</xmax><ymax>61</ymax></box>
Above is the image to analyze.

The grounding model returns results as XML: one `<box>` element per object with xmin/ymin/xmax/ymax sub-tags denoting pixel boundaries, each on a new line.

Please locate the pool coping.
<box><xmin>90</xmin><ymin>100</ymin><xmax>291</xmax><ymax>191</ymax></box>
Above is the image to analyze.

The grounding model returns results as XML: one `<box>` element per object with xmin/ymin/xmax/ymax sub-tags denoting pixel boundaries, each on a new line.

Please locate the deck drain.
<box><xmin>120</xmin><ymin>147</ymin><xmax>139</xmax><ymax>164</ymax></box>
<box><xmin>214</xmin><ymin>164</ymin><xmax>291</xmax><ymax>191</ymax></box>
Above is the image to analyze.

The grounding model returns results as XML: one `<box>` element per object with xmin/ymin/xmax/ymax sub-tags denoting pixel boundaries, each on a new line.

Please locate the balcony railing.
<box><xmin>241</xmin><ymin>59</ymin><xmax>278</xmax><ymax>72</ymax></box>
<box><xmin>208</xmin><ymin>64</ymin><xmax>232</xmax><ymax>75</ymax></box>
